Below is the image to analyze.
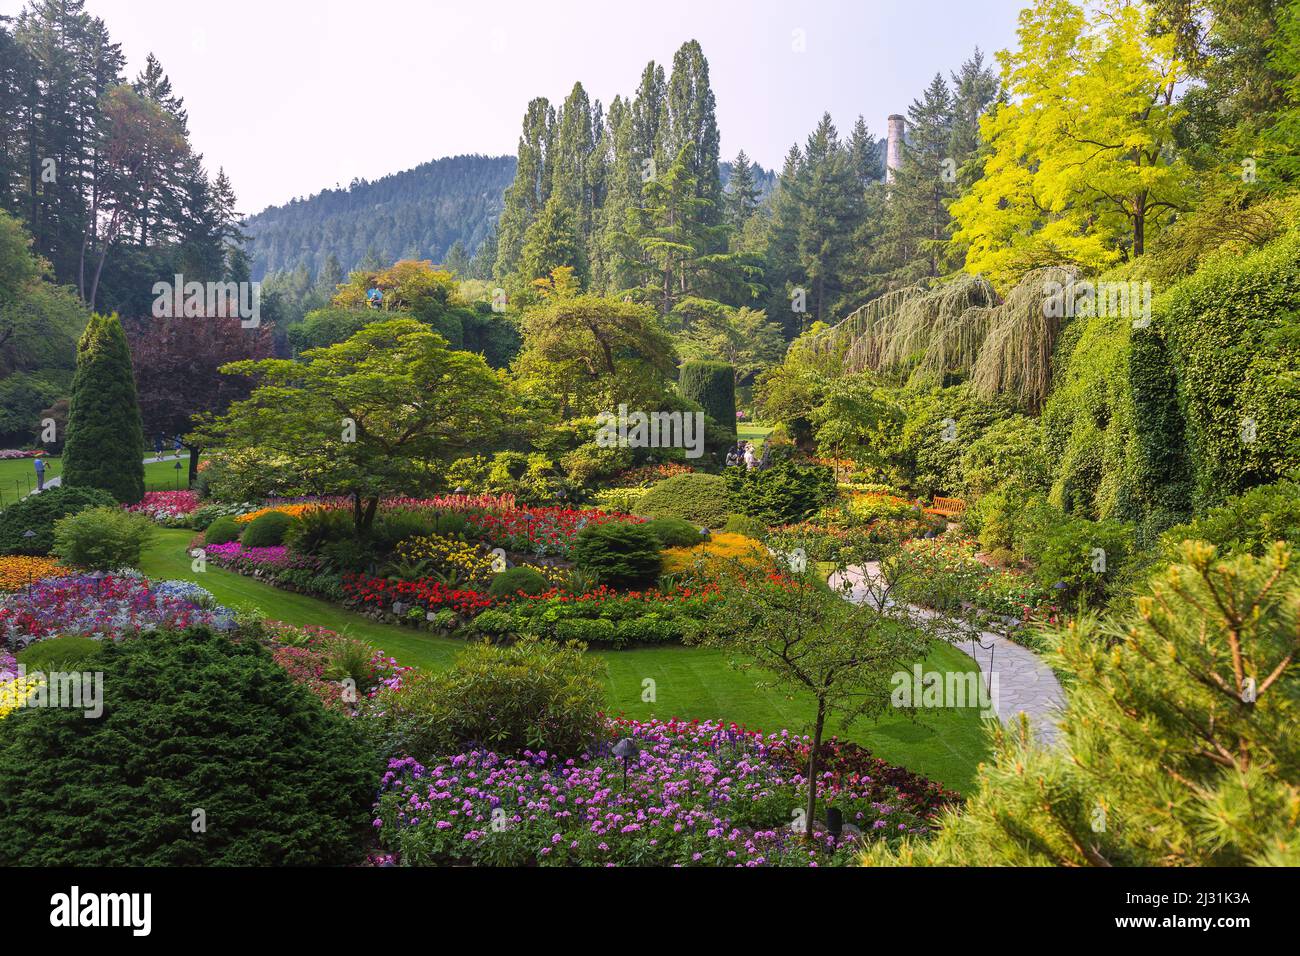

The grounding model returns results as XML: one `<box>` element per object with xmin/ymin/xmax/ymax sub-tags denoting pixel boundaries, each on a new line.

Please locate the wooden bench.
<box><xmin>926</xmin><ymin>496</ymin><xmax>967</xmax><ymax>517</ymax></box>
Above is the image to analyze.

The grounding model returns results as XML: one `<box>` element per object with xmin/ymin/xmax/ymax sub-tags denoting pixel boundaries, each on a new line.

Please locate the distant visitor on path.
<box><xmin>725</xmin><ymin>445</ymin><xmax>740</xmax><ymax>468</ymax></box>
<box><xmin>743</xmin><ymin>443</ymin><xmax>757</xmax><ymax>470</ymax></box>
<box><xmin>154</xmin><ymin>434</ymin><xmax>163</xmax><ymax>458</ymax></box>
<box><xmin>173</xmin><ymin>435</ymin><xmax>183</xmax><ymax>458</ymax></box>
<box><xmin>34</xmin><ymin>456</ymin><xmax>45</xmax><ymax>491</ymax></box>
<box><xmin>367</xmin><ymin>287</ymin><xmax>383</xmax><ymax>309</ymax></box>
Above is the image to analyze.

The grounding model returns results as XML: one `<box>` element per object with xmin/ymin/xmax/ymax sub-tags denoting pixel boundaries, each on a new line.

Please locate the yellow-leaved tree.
<box><xmin>952</xmin><ymin>0</ymin><xmax>1191</xmax><ymax>287</ymax></box>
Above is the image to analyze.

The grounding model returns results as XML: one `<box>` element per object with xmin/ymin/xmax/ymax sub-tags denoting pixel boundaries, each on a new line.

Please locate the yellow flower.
<box><xmin>0</xmin><ymin>556</ymin><xmax>73</xmax><ymax>592</ymax></box>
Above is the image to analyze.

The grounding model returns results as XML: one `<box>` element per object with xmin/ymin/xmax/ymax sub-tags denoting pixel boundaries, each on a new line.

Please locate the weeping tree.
<box><xmin>809</xmin><ymin>267</ymin><xmax>1080</xmax><ymax>412</ymax></box>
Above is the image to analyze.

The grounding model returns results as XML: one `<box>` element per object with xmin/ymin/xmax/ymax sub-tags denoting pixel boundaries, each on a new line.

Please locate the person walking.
<box><xmin>154</xmin><ymin>434</ymin><xmax>163</xmax><ymax>458</ymax></box>
<box><xmin>173</xmin><ymin>435</ymin><xmax>183</xmax><ymax>459</ymax></box>
<box><xmin>33</xmin><ymin>455</ymin><xmax>45</xmax><ymax>492</ymax></box>
<box><xmin>743</xmin><ymin>442</ymin><xmax>757</xmax><ymax>470</ymax></box>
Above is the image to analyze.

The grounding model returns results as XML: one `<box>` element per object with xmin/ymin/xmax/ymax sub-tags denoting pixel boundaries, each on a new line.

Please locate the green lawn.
<box><xmin>0</xmin><ymin>456</ymin><xmax>189</xmax><ymax>509</ymax></box>
<box><xmin>140</xmin><ymin>528</ymin><xmax>991</xmax><ymax>791</ymax></box>
<box><xmin>737</xmin><ymin>422</ymin><xmax>774</xmax><ymax>447</ymax></box>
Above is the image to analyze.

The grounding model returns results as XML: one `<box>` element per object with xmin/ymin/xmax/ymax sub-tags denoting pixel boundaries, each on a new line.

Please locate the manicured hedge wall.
<box><xmin>679</xmin><ymin>361</ymin><xmax>736</xmax><ymax>437</ymax></box>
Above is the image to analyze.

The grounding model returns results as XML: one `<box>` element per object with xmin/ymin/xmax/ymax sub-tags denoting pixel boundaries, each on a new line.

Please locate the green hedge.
<box><xmin>679</xmin><ymin>360</ymin><xmax>736</xmax><ymax>438</ymax></box>
<box><xmin>1159</xmin><ymin>231</ymin><xmax>1300</xmax><ymax>511</ymax></box>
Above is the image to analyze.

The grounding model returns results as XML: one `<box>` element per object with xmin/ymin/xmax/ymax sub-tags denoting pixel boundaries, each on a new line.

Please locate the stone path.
<box><xmin>830</xmin><ymin>562</ymin><xmax>1066</xmax><ymax>746</ymax></box>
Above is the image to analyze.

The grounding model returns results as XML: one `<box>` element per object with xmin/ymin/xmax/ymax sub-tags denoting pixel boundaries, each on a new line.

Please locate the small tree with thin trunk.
<box><xmin>694</xmin><ymin>534</ymin><xmax>935</xmax><ymax>842</ymax></box>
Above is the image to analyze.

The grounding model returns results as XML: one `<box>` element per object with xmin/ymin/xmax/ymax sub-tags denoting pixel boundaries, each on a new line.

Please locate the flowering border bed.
<box><xmin>372</xmin><ymin>717</ymin><xmax>960</xmax><ymax>867</ymax></box>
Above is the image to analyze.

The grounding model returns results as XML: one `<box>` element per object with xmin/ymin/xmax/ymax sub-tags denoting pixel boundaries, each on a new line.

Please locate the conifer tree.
<box><xmin>61</xmin><ymin>312</ymin><xmax>145</xmax><ymax>503</ymax></box>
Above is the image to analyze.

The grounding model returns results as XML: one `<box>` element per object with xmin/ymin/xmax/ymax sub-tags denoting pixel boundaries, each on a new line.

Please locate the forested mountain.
<box><xmin>719</xmin><ymin>158</ymin><xmax>776</xmax><ymax>201</ymax></box>
<box><xmin>244</xmin><ymin>155</ymin><xmax>517</xmax><ymax>281</ymax></box>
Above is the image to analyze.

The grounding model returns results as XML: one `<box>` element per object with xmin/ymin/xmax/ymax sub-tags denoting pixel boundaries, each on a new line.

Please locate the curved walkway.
<box><xmin>831</xmin><ymin>563</ymin><xmax>1066</xmax><ymax>746</ymax></box>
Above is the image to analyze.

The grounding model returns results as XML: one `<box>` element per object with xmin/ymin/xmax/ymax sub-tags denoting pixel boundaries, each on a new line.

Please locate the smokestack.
<box><xmin>886</xmin><ymin>114</ymin><xmax>905</xmax><ymax>184</ymax></box>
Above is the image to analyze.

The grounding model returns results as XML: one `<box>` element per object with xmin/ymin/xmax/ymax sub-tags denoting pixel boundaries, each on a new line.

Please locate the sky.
<box><xmin>19</xmin><ymin>0</ymin><xmax>1027</xmax><ymax>214</ymax></box>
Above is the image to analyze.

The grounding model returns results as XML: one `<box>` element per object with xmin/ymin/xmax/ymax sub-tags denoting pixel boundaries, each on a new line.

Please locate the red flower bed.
<box><xmin>342</xmin><ymin>574</ymin><xmax>494</xmax><ymax>616</ymax></box>
<box><xmin>464</xmin><ymin>507</ymin><xmax>643</xmax><ymax>557</ymax></box>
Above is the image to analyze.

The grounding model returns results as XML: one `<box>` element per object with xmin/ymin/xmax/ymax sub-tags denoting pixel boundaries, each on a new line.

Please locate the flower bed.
<box><xmin>0</xmin><ymin>556</ymin><xmax>74</xmax><ymax>592</ymax></box>
<box><xmin>127</xmin><ymin>490</ymin><xmax>200</xmax><ymax>526</ymax></box>
<box><xmin>372</xmin><ymin>717</ymin><xmax>954</xmax><ymax>867</ymax></box>
<box><xmin>0</xmin><ymin>573</ymin><xmax>235</xmax><ymax>646</ymax></box>
<box><xmin>261</xmin><ymin>621</ymin><xmax>413</xmax><ymax>714</ymax></box>
<box><xmin>887</xmin><ymin>536</ymin><xmax>1057</xmax><ymax>625</ymax></box>
<box><xmin>204</xmin><ymin>542</ymin><xmax>321</xmax><ymax>573</ymax></box>
<box><xmin>342</xmin><ymin>574</ymin><xmax>495</xmax><ymax>619</ymax></box>
<box><xmin>0</xmin><ymin>649</ymin><xmax>41</xmax><ymax>720</ymax></box>
<box><xmin>465</xmin><ymin>507</ymin><xmax>643</xmax><ymax>558</ymax></box>
<box><xmin>0</xmin><ymin>449</ymin><xmax>45</xmax><ymax>460</ymax></box>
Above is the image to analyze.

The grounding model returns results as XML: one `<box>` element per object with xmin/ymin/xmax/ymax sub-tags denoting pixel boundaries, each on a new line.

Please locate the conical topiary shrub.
<box><xmin>61</xmin><ymin>313</ymin><xmax>145</xmax><ymax>504</ymax></box>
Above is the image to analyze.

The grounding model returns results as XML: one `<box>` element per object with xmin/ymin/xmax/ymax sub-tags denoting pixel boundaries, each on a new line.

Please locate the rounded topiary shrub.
<box><xmin>204</xmin><ymin>515</ymin><xmax>243</xmax><ymax>546</ymax></box>
<box><xmin>571</xmin><ymin>521</ymin><xmax>662</xmax><ymax>589</ymax></box>
<box><xmin>241</xmin><ymin>510</ymin><xmax>297</xmax><ymax>548</ymax></box>
<box><xmin>487</xmin><ymin>565</ymin><xmax>550</xmax><ymax>598</ymax></box>
<box><xmin>644</xmin><ymin>516</ymin><xmax>704</xmax><ymax>548</ymax></box>
<box><xmin>634</xmin><ymin>473</ymin><xmax>732</xmax><ymax>528</ymax></box>
<box><xmin>366</xmin><ymin>639</ymin><xmax>606</xmax><ymax>761</ymax></box>
<box><xmin>0</xmin><ymin>485</ymin><xmax>117</xmax><ymax>556</ymax></box>
<box><xmin>0</xmin><ymin>627</ymin><xmax>378</xmax><ymax>866</ymax></box>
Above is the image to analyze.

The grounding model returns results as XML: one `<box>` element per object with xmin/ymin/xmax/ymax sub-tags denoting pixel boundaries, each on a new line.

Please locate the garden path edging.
<box><xmin>831</xmin><ymin>563</ymin><xmax>1066</xmax><ymax>746</ymax></box>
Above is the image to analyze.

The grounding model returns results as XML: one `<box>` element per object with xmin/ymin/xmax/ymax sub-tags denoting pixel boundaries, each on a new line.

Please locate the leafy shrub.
<box><xmin>367</xmin><ymin>639</ymin><xmax>606</xmax><ymax>760</ymax></box>
<box><xmin>51</xmin><ymin>506</ymin><xmax>156</xmax><ymax>571</ymax></box>
<box><xmin>0</xmin><ymin>627</ymin><xmax>378</xmax><ymax>865</ymax></box>
<box><xmin>723</xmin><ymin>513</ymin><xmax>768</xmax><ymax>539</ymax></box>
<box><xmin>204</xmin><ymin>515</ymin><xmax>243</xmax><ymax>546</ymax></box>
<box><xmin>190</xmin><ymin>502</ymin><xmax>255</xmax><ymax>532</ymax></box>
<box><xmin>1159</xmin><ymin>231</ymin><xmax>1300</xmax><ymax>511</ymax></box>
<box><xmin>487</xmin><ymin>565</ymin><xmax>549</xmax><ymax>598</ymax></box>
<box><xmin>555</xmin><ymin>618</ymin><xmax>616</xmax><ymax>645</ymax></box>
<box><xmin>643</xmin><ymin>516</ymin><xmax>704</xmax><ymax>548</ymax></box>
<box><xmin>960</xmin><ymin>415</ymin><xmax>1050</xmax><ymax>497</ymax></box>
<box><xmin>727</xmin><ymin>460</ymin><xmax>836</xmax><ymax>525</ymax></box>
<box><xmin>1016</xmin><ymin>499</ymin><xmax>1133</xmax><ymax>606</ymax></box>
<box><xmin>571</xmin><ymin>521</ymin><xmax>662</xmax><ymax>589</ymax></box>
<box><xmin>371</xmin><ymin>509</ymin><xmax>440</xmax><ymax>554</ymax></box>
<box><xmin>0</xmin><ymin>485</ymin><xmax>116</xmax><ymax>556</ymax></box>
<box><xmin>466</xmin><ymin>609</ymin><xmax>518</xmax><ymax>638</ymax></box>
<box><xmin>283</xmin><ymin>506</ymin><xmax>354</xmax><ymax>555</ymax></box>
<box><xmin>16</xmin><ymin>635</ymin><xmax>103</xmax><ymax>672</ymax></box>
<box><xmin>240</xmin><ymin>510</ymin><xmax>297</xmax><ymax>548</ymax></box>
<box><xmin>1161</xmin><ymin>479</ymin><xmax>1300</xmax><ymax>559</ymax></box>
<box><xmin>635</xmin><ymin>472</ymin><xmax>732</xmax><ymax>528</ymax></box>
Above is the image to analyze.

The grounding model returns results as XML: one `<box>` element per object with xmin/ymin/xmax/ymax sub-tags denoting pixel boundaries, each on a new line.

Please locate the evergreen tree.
<box><xmin>725</xmin><ymin>150</ymin><xmax>760</xmax><ymax>230</ymax></box>
<box><xmin>61</xmin><ymin>312</ymin><xmax>145</xmax><ymax>503</ymax></box>
<box><xmin>662</xmin><ymin>41</ymin><xmax>724</xmax><ymax>231</ymax></box>
<box><xmin>520</xmin><ymin>195</ymin><xmax>587</xmax><ymax>292</ymax></box>
<box><xmin>494</xmin><ymin>98</ymin><xmax>555</xmax><ymax>280</ymax></box>
<box><xmin>879</xmin><ymin>73</ymin><xmax>958</xmax><ymax>282</ymax></box>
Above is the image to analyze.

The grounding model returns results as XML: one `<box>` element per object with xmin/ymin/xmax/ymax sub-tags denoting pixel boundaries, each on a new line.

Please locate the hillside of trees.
<box><xmin>243</xmin><ymin>155</ymin><xmax>518</xmax><ymax>281</ymax></box>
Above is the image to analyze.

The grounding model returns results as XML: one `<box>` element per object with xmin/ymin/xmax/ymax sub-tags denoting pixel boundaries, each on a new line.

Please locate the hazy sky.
<box><xmin>23</xmin><ymin>0</ymin><xmax>1026</xmax><ymax>213</ymax></box>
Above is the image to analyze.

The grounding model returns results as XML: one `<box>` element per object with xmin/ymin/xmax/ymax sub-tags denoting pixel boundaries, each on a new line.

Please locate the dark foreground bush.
<box><xmin>0</xmin><ymin>627</ymin><xmax>379</xmax><ymax>866</ymax></box>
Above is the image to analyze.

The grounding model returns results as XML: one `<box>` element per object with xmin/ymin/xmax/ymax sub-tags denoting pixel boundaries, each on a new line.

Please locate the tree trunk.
<box><xmin>804</xmin><ymin>703</ymin><xmax>826</xmax><ymax>844</ymax></box>
<box><xmin>1133</xmin><ymin>192</ymin><xmax>1146</xmax><ymax>257</ymax></box>
<box><xmin>186</xmin><ymin>445</ymin><xmax>201</xmax><ymax>486</ymax></box>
